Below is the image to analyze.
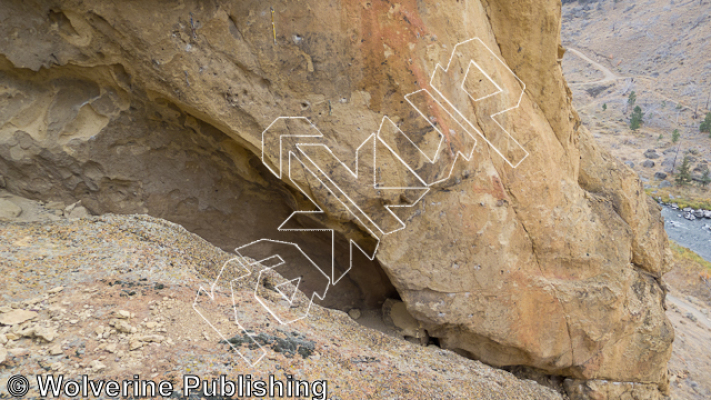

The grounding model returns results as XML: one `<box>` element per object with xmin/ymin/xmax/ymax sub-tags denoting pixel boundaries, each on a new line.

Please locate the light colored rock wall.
<box><xmin>0</xmin><ymin>0</ymin><xmax>673</xmax><ymax>396</ymax></box>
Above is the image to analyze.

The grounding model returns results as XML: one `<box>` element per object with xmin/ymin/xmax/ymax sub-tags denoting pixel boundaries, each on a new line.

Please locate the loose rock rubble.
<box><xmin>662</xmin><ymin>202</ymin><xmax>711</xmax><ymax>221</ymax></box>
<box><xmin>0</xmin><ymin>215</ymin><xmax>563</xmax><ymax>400</ymax></box>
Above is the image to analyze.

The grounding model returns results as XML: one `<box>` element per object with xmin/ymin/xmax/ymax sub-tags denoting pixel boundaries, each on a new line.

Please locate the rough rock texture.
<box><xmin>0</xmin><ymin>0</ymin><xmax>673</xmax><ymax>397</ymax></box>
<box><xmin>564</xmin><ymin>379</ymin><xmax>664</xmax><ymax>400</ymax></box>
<box><xmin>0</xmin><ymin>215</ymin><xmax>564</xmax><ymax>400</ymax></box>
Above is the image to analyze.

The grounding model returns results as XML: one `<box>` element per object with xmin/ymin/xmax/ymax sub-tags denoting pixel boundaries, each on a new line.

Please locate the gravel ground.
<box><xmin>0</xmin><ymin>214</ymin><xmax>563</xmax><ymax>400</ymax></box>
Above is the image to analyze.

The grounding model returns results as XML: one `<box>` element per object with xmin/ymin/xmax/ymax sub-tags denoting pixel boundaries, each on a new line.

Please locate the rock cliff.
<box><xmin>0</xmin><ymin>0</ymin><xmax>674</xmax><ymax>398</ymax></box>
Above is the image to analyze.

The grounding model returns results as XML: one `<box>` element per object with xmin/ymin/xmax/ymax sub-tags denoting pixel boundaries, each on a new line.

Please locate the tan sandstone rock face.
<box><xmin>0</xmin><ymin>0</ymin><xmax>672</xmax><ymax>395</ymax></box>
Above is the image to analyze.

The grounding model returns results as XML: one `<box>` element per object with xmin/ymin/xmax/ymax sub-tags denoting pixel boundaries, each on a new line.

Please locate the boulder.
<box><xmin>68</xmin><ymin>206</ymin><xmax>90</xmax><ymax>219</ymax></box>
<box><xmin>704</xmin><ymin>210</ymin><xmax>711</xmax><ymax>219</ymax></box>
<box><xmin>383</xmin><ymin>299</ymin><xmax>426</xmax><ymax>341</ymax></box>
<box><xmin>642</xmin><ymin>160</ymin><xmax>655</xmax><ymax>168</ymax></box>
<box><xmin>33</xmin><ymin>327</ymin><xmax>57</xmax><ymax>342</ymax></box>
<box><xmin>0</xmin><ymin>310</ymin><xmax>37</xmax><ymax>326</ymax></box>
<box><xmin>0</xmin><ymin>199</ymin><xmax>21</xmax><ymax>220</ymax></box>
<box><xmin>347</xmin><ymin>309</ymin><xmax>361</xmax><ymax>320</ymax></box>
<box><xmin>654</xmin><ymin>172</ymin><xmax>667</xmax><ymax>180</ymax></box>
<box><xmin>644</xmin><ymin>150</ymin><xmax>661</xmax><ymax>159</ymax></box>
<box><xmin>692</xmin><ymin>210</ymin><xmax>705</xmax><ymax>219</ymax></box>
<box><xmin>661</xmin><ymin>159</ymin><xmax>676</xmax><ymax>172</ymax></box>
<box><xmin>660</xmin><ymin>181</ymin><xmax>672</xmax><ymax>188</ymax></box>
<box><xmin>0</xmin><ymin>0</ymin><xmax>672</xmax><ymax>397</ymax></box>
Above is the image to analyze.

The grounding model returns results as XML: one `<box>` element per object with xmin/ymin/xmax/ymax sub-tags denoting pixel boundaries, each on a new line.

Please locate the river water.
<box><xmin>661</xmin><ymin>207</ymin><xmax>711</xmax><ymax>263</ymax></box>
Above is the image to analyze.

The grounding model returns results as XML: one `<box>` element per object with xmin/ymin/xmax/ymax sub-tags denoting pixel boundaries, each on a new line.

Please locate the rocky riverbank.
<box><xmin>660</xmin><ymin>204</ymin><xmax>711</xmax><ymax>263</ymax></box>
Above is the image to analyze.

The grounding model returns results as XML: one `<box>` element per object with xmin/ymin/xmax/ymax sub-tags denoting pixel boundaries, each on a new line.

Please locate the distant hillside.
<box><xmin>561</xmin><ymin>0</ymin><xmax>711</xmax><ymax>189</ymax></box>
<box><xmin>563</xmin><ymin>0</ymin><xmax>710</xmax><ymax>115</ymax></box>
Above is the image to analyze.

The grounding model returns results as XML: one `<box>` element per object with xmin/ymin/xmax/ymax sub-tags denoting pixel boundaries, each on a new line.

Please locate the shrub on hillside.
<box><xmin>700</xmin><ymin>112</ymin><xmax>711</xmax><ymax>134</ymax></box>
<box><xmin>630</xmin><ymin>106</ymin><xmax>644</xmax><ymax>130</ymax></box>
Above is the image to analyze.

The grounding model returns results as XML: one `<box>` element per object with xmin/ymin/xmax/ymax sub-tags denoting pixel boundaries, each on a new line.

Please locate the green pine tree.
<box><xmin>628</xmin><ymin>91</ymin><xmax>637</xmax><ymax>107</ymax></box>
<box><xmin>630</xmin><ymin>106</ymin><xmax>644</xmax><ymax>130</ymax></box>
<box><xmin>701</xmin><ymin>169</ymin><xmax>711</xmax><ymax>189</ymax></box>
<box><xmin>602</xmin><ymin>103</ymin><xmax>607</xmax><ymax>111</ymax></box>
<box><xmin>700</xmin><ymin>112</ymin><xmax>711</xmax><ymax>134</ymax></box>
<box><xmin>675</xmin><ymin>156</ymin><xmax>692</xmax><ymax>187</ymax></box>
<box><xmin>672</xmin><ymin>129</ymin><xmax>681</xmax><ymax>143</ymax></box>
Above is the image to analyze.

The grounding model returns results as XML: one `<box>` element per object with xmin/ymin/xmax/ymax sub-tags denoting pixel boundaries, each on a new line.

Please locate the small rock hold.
<box><xmin>49</xmin><ymin>344</ymin><xmax>63</xmax><ymax>355</ymax></box>
<box><xmin>68</xmin><ymin>206</ymin><xmax>89</xmax><ymax>219</ymax></box>
<box><xmin>129</xmin><ymin>338</ymin><xmax>143</xmax><ymax>351</ymax></box>
<box><xmin>0</xmin><ymin>309</ymin><xmax>38</xmax><ymax>326</ymax></box>
<box><xmin>47</xmin><ymin>286</ymin><xmax>64</xmax><ymax>294</ymax></box>
<box><xmin>24</xmin><ymin>296</ymin><xmax>46</xmax><ymax>307</ymax></box>
<box><xmin>45</xmin><ymin>201</ymin><xmax>65</xmax><ymax>210</ymax></box>
<box><xmin>34</xmin><ymin>326</ymin><xmax>57</xmax><ymax>342</ymax></box>
<box><xmin>382</xmin><ymin>299</ymin><xmax>425</xmax><ymax>339</ymax></box>
<box><xmin>111</xmin><ymin>319</ymin><xmax>132</xmax><ymax>333</ymax></box>
<box><xmin>0</xmin><ymin>199</ymin><xmax>22</xmax><ymax>220</ymax></box>
<box><xmin>140</xmin><ymin>334</ymin><xmax>165</xmax><ymax>343</ymax></box>
<box><xmin>8</xmin><ymin>348</ymin><xmax>28</xmax><ymax>357</ymax></box>
<box><xmin>64</xmin><ymin>201</ymin><xmax>80</xmax><ymax>213</ymax></box>
<box><xmin>348</xmin><ymin>309</ymin><xmax>362</xmax><ymax>320</ymax></box>
<box><xmin>89</xmin><ymin>360</ymin><xmax>107</xmax><ymax>371</ymax></box>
